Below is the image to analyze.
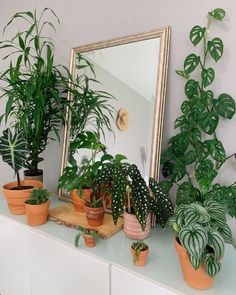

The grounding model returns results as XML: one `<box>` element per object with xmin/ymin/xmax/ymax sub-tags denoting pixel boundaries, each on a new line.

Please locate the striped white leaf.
<box><xmin>184</xmin><ymin>203</ymin><xmax>210</xmax><ymax>225</ymax></box>
<box><xmin>207</xmin><ymin>228</ymin><xmax>225</xmax><ymax>259</ymax></box>
<box><xmin>211</xmin><ymin>218</ymin><xmax>228</xmax><ymax>229</ymax></box>
<box><xmin>0</xmin><ymin>128</ymin><xmax>28</xmax><ymax>173</ymax></box>
<box><xmin>204</xmin><ymin>254</ymin><xmax>221</xmax><ymax>277</ymax></box>
<box><xmin>204</xmin><ymin>199</ymin><xmax>228</xmax><ymax>220</ymax></box>
<box><xmin>179</xmin><ymin>224</ymin><xmax>208</xmax><ymax>257</ymax></box>
<box><xmin>218</xmin><ymin>223</ymin><xmax>233</xmax><ymax>242</ymax></box>
<box><xmin>188</xmin><ymin>253</ymin><xmax>201</xmax><ymax>270</ymax></box>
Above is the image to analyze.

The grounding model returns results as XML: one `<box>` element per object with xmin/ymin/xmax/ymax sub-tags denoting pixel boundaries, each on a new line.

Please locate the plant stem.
<box><xmin>218</xmin><ymin>154</ymin><xmax>236</xmax><ymax>170</ymax></box>
<box><xmin>16</xmin><ymin>171</ymin><xmax>21</xmax><ymax>189</ymax></box>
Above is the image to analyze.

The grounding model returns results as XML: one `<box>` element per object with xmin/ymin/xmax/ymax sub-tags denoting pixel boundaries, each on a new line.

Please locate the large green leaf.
<box><xmin>204</xmin><ymin>199</ymin><xmax>228</xmax><ymax>220</ymax></box>
<box><xmin>214</xmin><ymin>93</ymin><xmax>236</xmax><ymax>119</ymax></box>
<box><xmin>179</xmin><ymin>224</ymin><xmax>208</xmax><ymax>257</ymax></box>
<box><xmin>185</xmin><ymin>79</ymin><xmax>199</xmax><ymax>99</ymax></box>
<box><xmin>199</xmin><ymin>111</ymin><xmax>219</xmax><ymax>135</ymax></box>
<box><xmin>209</xmin><ymin>8</ymin><xmax>225</xmax><ymax>21</ymax></box>
<box><xmin>195</xmin><ymin>159</ymin><xmax>217</xmax><ymax>183</ymax></box>
<box><xmin>184</xmin><ymin>54</ymin><xmax>200</xmax><ymax>74</ymax></box>
<box><xmin>190</xmin><ymin>98</ymin><xmax>205</xmax><ymax>121</ymax></box>
<box><xmin>184</xmin><ymin>203</ymin><xmax>210</xmax><ymax>225</ymax></box>
<box><xmin>174</xmin><ymin>116</ymin><xmax>189</xmax><ymax>131</ymax></box>
<box><xmin>204</xmin><ymin>254</ymin><xmax>222</xmax><ymax>277</ymax></box>
<box><xmin>181</xmin><ymin>100</ymin><xmax>191</xmax><ymax>116</ymax></box>
<box><xmin>202</xmin><ymin>90</ymin><xmax>214</xmax><ymax>105</ymax></box>
<box><xmin>201</xmin><ymin>68</ymin><xmax>215</xmax><ymax>88</ymax></box>
<box><xmin>0</xmin><ymin>128</ymin><xmax>28</xmax><ymax>173</ymax></box>
<box><xmin>190</xmin><ymin>25</ymin><xmax>206</xmax><ymax>46</ymax></box>
<box><xmin>185</xmin><ymin>150</ymin><xmax>197</xmax><ymax>165</ymax></box>
<box><xmin>204</xmin><ymin>139</ymin><xmax>226</xmax><ymax>162</ymax></box>
<box><xmin>207</xmin><ymin>228</ymin><xmax>225</xmax><ymax>259</ymax></box>
<box><xmin>171</xmin><ymin>160</ymin><xmax>186</xmax><ymax>182</ymax></box>
<box><xmin>207</xmin><ymin>38</ymin><xmax>224</xmax><ymax>62</ymax></box>
<box><xmin>176</xmin><ymin>182</ymin><xmax>198</xmax><ymax>205</ymax></box>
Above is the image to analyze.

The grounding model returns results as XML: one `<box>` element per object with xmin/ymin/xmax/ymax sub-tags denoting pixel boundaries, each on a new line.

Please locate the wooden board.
<box><xmin>49</xmin><ymin>203</ymin><xmax>123</xmax><ymax>239</ymax></box>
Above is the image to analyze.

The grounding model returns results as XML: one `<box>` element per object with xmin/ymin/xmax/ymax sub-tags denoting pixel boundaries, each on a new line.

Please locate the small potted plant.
<box><xmin>167</xmin><ymin>200</ymin><xmax>236</xmax><ymax>289</ymax></box>
<box><xmin>0</xmin><ymin>128</ymin><xmax>43</xmax><ymax>214</ymax></box>
<box><xmin>74</xmin><ymin>225</ymin><xmax>98</xmax><ymax>248</ymax></box>
<box><xmin>25</xmin><ymin>188</ymin><xmax>52</xmax><ymax>226</ymax></box>
<box><xmin>93</xmin><ymin>154</ymin><xmax>174</xmax><ymax>239</ymax></box>
<box><xmin>85</xmin><ymin>194</ymin><xmax>105</xmax><ymax>226</ymax></box>
<box><xmin>130</xmin><ymin>240</ymin><xmax>149</xmax><ymax>267</ymax></box>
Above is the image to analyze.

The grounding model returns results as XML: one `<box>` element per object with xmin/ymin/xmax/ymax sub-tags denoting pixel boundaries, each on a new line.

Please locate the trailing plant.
<box><xmin>0</xmin><ymin>8</ymin><xmax>70</xmax><ymax>174</ymax></box>
<box><xmin>25</xmin><ymin>188</ymin><xmax>52</xmax><ymax>205</ymax></box>
<box><xmin>131</xmin><ymin>240</ymin><xmax>148</xmax><ymax>263</ymax></box>
<box><xmin>0</xmin><ymin>128</ymin><xmax>28</xmax><ymax>188</ymax></box>
<box><xmin>74</xmin><ymin>225</ymin><xmax>97</xmax><ymax>248</ymax></box>
<box><xmin>167</xmin><ymin>199</ymin><xmax>235</xmax><ymax>277</ymax></box>
<box><xmin>160</xmin><ymin>8</ymin><xmax>236</xmax><ymax>216</ymax></box>
<box><xmin>93</xmin><ymin>154</ymin><xmax>174</xmax><ymax>229</ymax></box>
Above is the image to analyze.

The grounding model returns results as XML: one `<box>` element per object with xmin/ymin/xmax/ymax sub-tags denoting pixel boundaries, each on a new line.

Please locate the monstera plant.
<box><xmin>93</xmin><ymin>154</ymin><xmax>174</xmax><ymax>238</ymax></box>
<box><xmin>168</xmin><ymin>199</ymin><xmax>235</xmax><ymax>288</ymax></box>
<box><xmin>161</xmin><ymin>8</ymin><xmax>236</xmax><ymax>217</ymax></box>
<box><xmin>0</xmin><ymin>128</ymin><xmax>43</xmax><ymax>214</ymax></box>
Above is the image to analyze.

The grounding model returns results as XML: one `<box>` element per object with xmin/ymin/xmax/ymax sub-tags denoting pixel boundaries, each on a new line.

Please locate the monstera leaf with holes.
<box><xmin>167</xmin><ymin>200</ymin><xmax>236</xmax><ymax>278</ymax></box>
<box><xmin>0</xmin><ymin>128</ymin><xmax>29</xmax><ymax>187</ymax></box>
<box><xmin>160</xmin><ymin>8</ymin><xmax>236</xmax><ymax>217</ymax></box>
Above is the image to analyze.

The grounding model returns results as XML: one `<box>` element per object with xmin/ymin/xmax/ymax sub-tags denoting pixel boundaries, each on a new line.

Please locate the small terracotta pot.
<box><xmin>124</xmin><ymin>210</ymin><xmax>151</xmax><ymax>240</ymax></box>
<box><xmin>175</xmin><ymin>239</ymin><xmax>213</xmax><ymax>290</ymax></box>
<box><xmin>85</xmin><ymin>206</ymin><xmax>105</xmax><ymax>226</ymax></box>
<box><xmin>83</xmin><ymin>233</ymin><xmax>96</xmax><ymax>248</ymax></box>
<box><xmin>25</xmin><ymin>200</ymin><xmax>50</xmax><ymax>226</ymax></box>
<box><xmin>71</xmin><ymin>189</ymin><xmax>92</xmax><ymax>212</ymax></box>
<box><xmin>24</xmin><ymin>169</ymin><xmax>43</xmax><ymax>183</ymax></box>
<box><xmin>2</xmin><ymin>180</ymin><xmax>43</xmax><ymax>215</ymax></box>
<box><xmin>130</xmin><ymin>246</ymin><xmax>149</xmax><ymax>266</ymax></box>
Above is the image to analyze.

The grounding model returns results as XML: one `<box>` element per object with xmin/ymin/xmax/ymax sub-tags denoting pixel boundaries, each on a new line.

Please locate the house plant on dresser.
<box><xmin>167</xmin><ymin>200</ymin><xmax>235</xmax><ymax>289</ymax></box>
<box><xmin>93</xmin><ymin>154</ymin><xmax>174</xmax><ymax>239</ymax></box>
<box><xmin>25</xmin><ymin>188</ymin><xmax>52</xmax><ymax>226</ymax></box>
<box><xmin>161</xmin><ymin>8</ymin><xmax>236</xmax><ymax>216</ymax></box>
<box><xmin>0</xmin><ymin>8</ymin><xmax>70</xmax><ymax>182</ymax></box>
<box><xmin>0</xmin><ymin>128</ymin><xmax>43</xmax><ymax>214</ymax></box>
<box><xmin>130</xmin><ymin>240</ymin><xmax>149</xmax><ymax>267</ymax></box>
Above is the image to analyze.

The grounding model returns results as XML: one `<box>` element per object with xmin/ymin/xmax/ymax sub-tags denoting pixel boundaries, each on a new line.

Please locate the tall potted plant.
<box><xmin>0</xmin><ymin>128</ymin><xmax>43</xmax><ymax>214</ymax></box>
<box><xmin>160</xmin><ymin>8</ymin><xmax>236</xmax><ymax>216</ymax></box>
<box><xmin>0</xmin><ymin>9</ymin><xmax>70</xmax><ymax>182</ymax></box>
<box><xmin>93</xmin><ymin>154</ymin><xmax>174</xmax><ymax>239</ymax></box>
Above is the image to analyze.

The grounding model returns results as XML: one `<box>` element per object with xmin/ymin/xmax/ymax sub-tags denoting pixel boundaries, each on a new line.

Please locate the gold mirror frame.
<box><xmin>58</xmin><ymin>27</ymin><xmax>170</xmax><ymax>201</ymax></box>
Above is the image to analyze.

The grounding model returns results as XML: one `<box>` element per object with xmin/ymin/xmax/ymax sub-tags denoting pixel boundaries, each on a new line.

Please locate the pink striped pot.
<box><xmin>124</xmin><ymin>210</ymin><xmax>151</xmax><ymax>240</ymax></box>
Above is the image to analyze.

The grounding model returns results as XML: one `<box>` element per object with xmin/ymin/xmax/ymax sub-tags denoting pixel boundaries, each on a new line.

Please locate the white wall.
<box><xmin>0</xmin><ymin>0</ymin><xmax>236</xmax><ymax>195</ymax></box>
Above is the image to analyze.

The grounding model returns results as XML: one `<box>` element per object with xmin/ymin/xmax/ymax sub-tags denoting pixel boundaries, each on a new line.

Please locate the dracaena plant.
<box><xmin>0</xmin><ymin>8</ymin><xmax>70</xmax><ymax>175</ymax></box>
<box><xmin>161</xmin><ymin>8</ymin><xmax>236</xmax><ymax>216</ymax></box>
<box><xmin>167</xmin><ymin>199</ymin><xmax>235</xmax><ymax>277</ymax></box>
<box><xmin>0</xmin><ymin>128</ymin><xmax>29</xmax><ymax>188</ymax></box>
<box><xmin>93</xmin><ymin>154</ymin><xmax>174</xmax><ymax>229</ymax></box>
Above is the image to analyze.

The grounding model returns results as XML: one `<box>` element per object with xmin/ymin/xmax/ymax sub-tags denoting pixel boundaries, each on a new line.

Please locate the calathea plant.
<box><xmin>0</xmin><ymin>128</ymin><xmax>28</xmax><ymax>189</ymax></box>
<box><xmin>93</xmin><ymin>154</ymin><xmax>174</xmax><ymax>229</ymax></box>
<box><xmin>168</xmin><ymin>199</ymin><xmax>235</xmax><ymax>277</ymax></box>
<box><xmin>161</xmin><ymin>8</ymin><xmax>236</xmax><ymax>216</ymax></box>
<box><xmin>0</xmin><ymin>9</ymin><xmax>69</xmax><ymax>176</ymax></box>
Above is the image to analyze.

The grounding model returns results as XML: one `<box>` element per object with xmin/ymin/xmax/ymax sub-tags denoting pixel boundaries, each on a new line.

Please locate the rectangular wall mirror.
<box><xmin>59</xmin><ymin>27</ymin><xmax>170</xmax><ymax>201</ymax></box>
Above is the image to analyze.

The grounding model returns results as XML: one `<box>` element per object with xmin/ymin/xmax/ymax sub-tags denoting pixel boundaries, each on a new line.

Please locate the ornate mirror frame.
<box><xmin>58</xmin><ymin>27</ymin><xmax>170</xmax><ymax>201</ymax></box>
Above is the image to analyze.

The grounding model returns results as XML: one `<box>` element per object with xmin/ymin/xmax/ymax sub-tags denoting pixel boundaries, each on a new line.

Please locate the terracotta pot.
<box><xmin>25</xmin><ymin>200</ymin><xmax>50</xmax><ymax>226</ymax></box>
<box><xmin>124</xmin><ymin>210</ymin><xmax>151</xmax><ymax>240</ymax></box>
<box><xmin>85</xmin><ymin>206</ymin><xmax>105</xmax><ymax>226</ymax></box>
<box><xmin>83</xmin><ymin>233</ymin><xmax>96</xmax><ymax>248</ymax></box>
<box><xmin>130</xmin><ymin>246</ymin><xmax>149</xmax><ymax>266</ymax></box>
<box><xmin>24</xmin><ymin>169</ymin><xmax>43</xmax><ymax>183</ymax></box>
<box><xmin>175</xmin><ymin>239</ymin><xmax>213</xmax><ymax>290</ymax></box>
<box><xmin>2</xmin><ymin>180</ymin><xmax>43</xmax><ymax>215</ymax></box>
<box><xmin>71</xmin><ymin>189</ymin><xmax>91</xmax><ymax>212</ymax></box>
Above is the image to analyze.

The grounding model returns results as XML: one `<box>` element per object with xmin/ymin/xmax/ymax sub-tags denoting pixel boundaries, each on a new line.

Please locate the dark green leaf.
<box><xmin>181</xmin><ymin>101</ymin><xmax>191</xmax><ymax>116</ymax></box>
<box><xmin>176</xmin><ymin>70</ymin><xmax>189</xmax><ymax>79</ymax></box>
<box><xmin>204</xmin><ymin>139</ymin><xmax>226</xmax><ymax>162</ymax></box>
<box><xmin>18</xmin><ymin>35</ymin><xmax>25</xmax><ymax>50</ymax></box>
<box><xmin>174</xmin><ymin>116</ymin><xmax>189</xmax><ymax>131</ymax></box>
<box><xmin>184</xmin><ymin>54</ymin><xmax>200</xmax><ymax>74</ymax></box>
<box><xmin>209</xmin><ymin>8</ymin><xmax>225</xmax><ymax>21</ymax></box>
<box><xmin>185</xmin><ymin>150</ymin><xmax>196</xmax><ymax>165</ymax></box>
<box><xmin>202</xmin><ymin>90</ymin><xmax>214</xmax><ymax>105</ymax></box>
<box><xmin>201</xmin><ymin>68</ymin><xmax>215</xmax><ymax>88</ymax></box>
<box><xmin>190</xmin><ymin>25</ymin><xmax>206</xmax><ymax>46</ymax></box>
<box><xmin>208</xmin><ymin>38</ymin><xmax>224</xmax><ymax>62</ymax></box>
<box><xmin>171</xmin><ymin>160</ymin><xmax>186</xmax><ymax>182</ymax></box>
<box><xmin>185</xmin><ymin>79</ymin><xmax>199</xmax><ymax>99</ymax></box>
<box><xmin>196</xmin><ymin>159</ymin><xmax>217</xmax><ymax>183</ymax></box>
<box><xmin>199</xmin><ymin>111</ymin><xmax>219</xmax><ymax>135</ymax></box>
<box><xmin>176</xmin><ymin>182</ymin><xmax>198</xmax><ymax>205</ymax></box>
<box><xmin>214</xmin><ymin>93</ymin><xmax>236</xmax><ymax>119</ymax></box>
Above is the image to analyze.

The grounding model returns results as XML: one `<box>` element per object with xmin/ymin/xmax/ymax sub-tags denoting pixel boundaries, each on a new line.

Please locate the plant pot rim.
<box><xmin>131</xmin><ymin>244</ymin><xmax>149</xmax><ymax>251</ymax></box>
<box><xmin>85</xmin><ymin>205</ymin><xmax>104</xmax><ymax>210</ymax></box>
<box><xmin>25</xmin><ymin>199</ymin><xmax>50</xmax><ymax>206</ymax></box>
<box><xmin>2</xmin><ymin>180</ymin><xmax>43</xmax><ymax>191</ymax></box>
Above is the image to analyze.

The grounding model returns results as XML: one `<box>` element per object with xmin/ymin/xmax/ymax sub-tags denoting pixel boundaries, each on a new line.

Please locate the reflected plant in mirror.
<box><xmin>161</xmin><ymin>8</ymin><xmax>236</xmax><ymax>217</ymax></box>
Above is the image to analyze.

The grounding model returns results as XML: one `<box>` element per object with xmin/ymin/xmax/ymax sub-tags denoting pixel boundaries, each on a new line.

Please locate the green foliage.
<box><xmin>167</xmin><ymin>200</ymin><xmax>235</xmax><ymax>277</ymax></box>
<box><xmin>0</xmin><ymin>9</ymin><xmax>69</xmax><ymax>174</ymax></box>
<box><xmin>0</xmin><ymin>128</ymin><xmax>28</xmax><ymax>174</ymax></box>
<box><xmin>74</xmin><ymin>225</ymin><xmax>97</xmax><ymax>248</ymax></box>
<box><xmin>131</xmin><ymin>240</ymin><xmax>148</xmax><ymax>264</ymax></box>
<box><xmin>161</xmin><ymin>8</ymin><xmax>236</xmax><ymax>215</ymax></box>
<box><xmin>26</xmin><ymin>188</ymin><xmax>52</xmax><ymax>205</ymax></box>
